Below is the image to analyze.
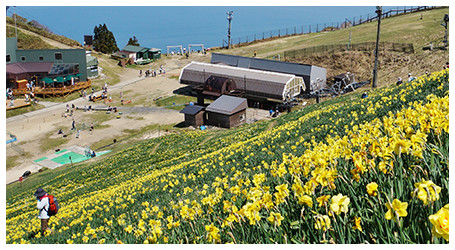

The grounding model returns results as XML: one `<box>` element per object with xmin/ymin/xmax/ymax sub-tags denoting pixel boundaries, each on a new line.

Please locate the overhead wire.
<box><xmin>10</xmin><ymin>6</ymin><xmax>65</xmax><ymax>36</ymax></box>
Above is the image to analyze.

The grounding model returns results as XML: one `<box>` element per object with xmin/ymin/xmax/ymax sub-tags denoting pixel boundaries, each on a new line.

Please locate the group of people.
<box><xmin>84</xmin><ymin>147</ymin><xmax>96</xmax><ymax>158</ymax></box>
<box><xmin>269</xmin><ymin>108</ymin><xmax>280</xmax><ymax>118</ymax></box>
<box><xmin>25</xmin><ymin>79</ymin><xmax>37</xmax><ymax>91</ymax></box>
<box><xmin>141</xmin><ymin>65</ymin><xmax>165</xmax><ymax>77</ymax></box>
<box><xmin>107</xmin><ymin>105</ymin><xmax>118</xmax><ymax>113</ymax></box>
<box><xmin>144</xmin><ymin>69</ymin><xmax>157</xmax><ymax>77</ymax></box>
<box><xmin>396</xmin><ymin>73</ymin><xmax>416</xmax><ymax>86</ymax></box>
<box><xmin>8</xmin><ymin>89</ymin><xmax>37</xmax><ymax>107</ymax></box>
<box><xmin>170</xmin><ymin>47</ymin><xmax>208</xmax><ymax>56</ymax></box>
<box><xmin>88</xmin><ymin>84</ymin><xmax>109</xmax><ymax>102</ymax></box>
<box><xmin>62</xmin><ymin>103</ymin><xmax>75</xmax><ymax>118</ymax></box>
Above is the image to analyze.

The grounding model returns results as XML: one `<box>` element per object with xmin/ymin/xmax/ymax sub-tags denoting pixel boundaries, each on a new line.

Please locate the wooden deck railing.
<box><xmin>12</xmin><ymin>79</ymin><xmax>91</xmax><ymax>99</ymax></box>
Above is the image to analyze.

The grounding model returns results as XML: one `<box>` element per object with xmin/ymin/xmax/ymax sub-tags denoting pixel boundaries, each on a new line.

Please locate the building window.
<box><xmin>6</xmin><ymin>54</ymin><xmax>11</xmax><ymax>62</ymax></box>
<box><xmin>21</xmin><ymin>56</ymin><xmax>26</xmax><ymax>62</ymax></box>
<box><xmin>39</xmin><ymin>56</ymin><xmax>44</xmax><ymax>61</ymax></box>
<box><xmin>55</xmin><ymin>52</ymin><xmax>63</xmax><ymax>60</ymax></box>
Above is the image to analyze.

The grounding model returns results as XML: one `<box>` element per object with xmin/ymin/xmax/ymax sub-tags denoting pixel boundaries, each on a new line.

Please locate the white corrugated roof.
<box><xmin>184</xmin><ymin>61</ymin><xmax>296</xmax><ymax>84</ymax></box>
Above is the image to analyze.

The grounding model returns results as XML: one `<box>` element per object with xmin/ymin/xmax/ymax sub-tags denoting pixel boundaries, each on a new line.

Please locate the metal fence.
<box><xmin>283</xmin><ymin>42</ymin><xmax>415</xmax><ymax>59</ymax></box>
<box><xmin>222</xmin><ymin>6</ymin><xmax>441</xmax><ymax>48</ymax></box>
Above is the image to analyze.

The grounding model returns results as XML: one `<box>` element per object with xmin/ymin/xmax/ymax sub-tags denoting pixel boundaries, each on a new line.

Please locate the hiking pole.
<box><xmin>54</xmin><ymin>215</ymin><xmax>71</xmax><ymax>227</ymax></box>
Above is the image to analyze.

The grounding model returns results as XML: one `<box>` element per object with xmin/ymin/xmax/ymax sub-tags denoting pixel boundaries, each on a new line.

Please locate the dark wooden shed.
<box><xmin>205</xmin><ymin>95</ymin><xmax>247</xmax><ymax>128</ymax></box>
<box><xmin>179</xmin><ymin>105</ymin><xmax>205</xmax><ymax>127</ymax></box>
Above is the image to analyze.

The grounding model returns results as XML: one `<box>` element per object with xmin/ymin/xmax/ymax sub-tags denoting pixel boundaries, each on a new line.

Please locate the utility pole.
<box><xmin>14</xmin><ymin>7</ymin><xmax>18</xmax><ymax>38</ymax></box>
<box><xmin>227</xmin><ymin>11</ymin><xmax>234</xmax><ymax>49</ymax></box>
<box><xmin>441</xmin><ymin>14</ymin><xmax>449</xmax><ymax>49</ymax></box>
<box><xmin>372</xmin><ymin>6</ymin><xmax>382</xmax><ymax>88</ymax></box>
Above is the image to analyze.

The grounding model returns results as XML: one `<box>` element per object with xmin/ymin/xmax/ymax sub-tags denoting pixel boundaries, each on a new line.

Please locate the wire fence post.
<box><xmin>227</xmin><ymin>6</ymin><xmax>428</xmax><ymax>50</ymax></box>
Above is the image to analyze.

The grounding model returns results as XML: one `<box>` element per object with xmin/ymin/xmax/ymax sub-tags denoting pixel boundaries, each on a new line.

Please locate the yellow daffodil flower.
<box><xmin>413</xmin><ymin>179</ymin><xmax>442</xmax><ymax>205</ymax></box>
<box><xmin>267</xmin><ymin>212</ymin><xmax>284</xmax><ymax>227</ymax></box>
<box><xmin>352</xmin><ymin>216</ymin><xmax>362</xmax><ymax>232</ymax></box>
<box><xmin>316</xmin><ymin>195</ymin><xmax>331</xmax><ymax>207</ymax></box>
<box><xmin>330</xmin><ymin>193</ymin><xmax>350</xmax><ymax>215</ymax></box>
<box><xmin>366</xmin><ymin>182</ymin><xmax>378</xmax><ymax>197</ymax></box>
<box><xmin>429</xmin><ymin>204</ymin><xmax>449</xmax><ymax>241</ymax></box>
<box><xmin>314</xmin><ymin>215</ymin><xmax>331</xmax><ymax>231</ymax></box>
<box><xmin>205</xmin><ymin>223</ymin><xmax>221</xmax><ymax>243</ymax></box>
<box><xmin>385</xmin><ymin>199</ymin><xmax>408</xmax><ymax>221</ymax></box>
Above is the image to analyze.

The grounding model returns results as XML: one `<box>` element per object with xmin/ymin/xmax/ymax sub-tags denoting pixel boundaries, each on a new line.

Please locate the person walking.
<box><xmin>396</xmin><ymin>77</ymin><xmax>403</xmax><ymax>86</ymax></box>
<box><xmin>34</xmin><ymin>188</ymin><xmax>51</xmax><ymax>234</ymax></box>
<box><xmin>407</xmin><ymin>73</ymin><xmax>414</xmax><ymax>83</ymax></box>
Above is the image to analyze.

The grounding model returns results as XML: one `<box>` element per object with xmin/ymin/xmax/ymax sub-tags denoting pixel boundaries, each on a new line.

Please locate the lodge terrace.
<box><xmin>6</xmin><ymin>37</ymin><xmax>91</xmax><ymax>99</ymax></box>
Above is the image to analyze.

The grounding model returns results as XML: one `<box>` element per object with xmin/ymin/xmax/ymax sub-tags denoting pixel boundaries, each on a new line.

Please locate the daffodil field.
<box><xmin>6</xmin><ymin>69</ymin><xmax>449</xmax><ymax>244</ymax></box>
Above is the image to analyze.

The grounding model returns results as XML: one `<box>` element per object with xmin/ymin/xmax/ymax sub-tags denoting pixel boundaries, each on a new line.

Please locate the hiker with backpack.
<box><xmin>34</xmin><ymin>188</ymin><xmax>59</xmax><ymax>234</ymax></box>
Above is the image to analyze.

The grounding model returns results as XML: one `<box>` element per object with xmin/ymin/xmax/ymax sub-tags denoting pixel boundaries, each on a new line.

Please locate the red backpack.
<box><xmin>43</xmin><ymin>194</ymin><xmax>59</xmax><ymax>216</ymax></box>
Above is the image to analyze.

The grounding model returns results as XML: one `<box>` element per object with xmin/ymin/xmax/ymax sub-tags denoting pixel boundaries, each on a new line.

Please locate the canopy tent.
<box><xmin>42</xmin><ymin>77</ymin><xmax>53</xmax><ymax>84</ymax></box>
<box><xmin>65</xmin><ymin>75</ymin><xmax>74</xmax><ymax>81</ymax></box>
<box><xmin>54</xmin><ymin>76</ymin><xmax>65</xmax><ymax>83</ymax></box>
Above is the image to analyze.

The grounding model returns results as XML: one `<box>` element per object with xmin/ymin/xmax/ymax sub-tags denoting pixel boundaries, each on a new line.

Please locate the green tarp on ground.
<box><xmin>50</xmin><ymin>150</ymin><xmax>112</xmax><ymax>165</ymax></box>
<box><xmin>33</xmin><ymin>157</ymin><xmax>48</xmax><ymax>163</ymax></box>
<box><xmin>51</xmin><ymin>151</ymin><xmax>88</xmax><ymax>165</ymax></box>
<box><xmin>34</xmin><ymin>148</ymin><xmax>112</xmax><ymax>167</ymax></box>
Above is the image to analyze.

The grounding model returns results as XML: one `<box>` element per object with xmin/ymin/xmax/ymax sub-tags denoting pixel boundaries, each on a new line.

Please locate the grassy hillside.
<box><xmin>6</xmin><ymin>15</ymin><xmax>81</xmax><ymax>49</ymax></box>
<box><xmin>6</xmin><ymin>68</ymin><xmax>449</xmax><ymax>244</ymax></box>
<box><xmin>213</xmin><ymin>7</ymin><xmax>449</xmax><ymax>87</ymax></box>
<box><xmin>221</xmin><ymin>7</ymin><xmax>449</xmax><ymax>57</ymax></box>
<box><xmin>6</xmin><ymin>26</ymin><xmax>55</xmax><ymax>49</ymax></box>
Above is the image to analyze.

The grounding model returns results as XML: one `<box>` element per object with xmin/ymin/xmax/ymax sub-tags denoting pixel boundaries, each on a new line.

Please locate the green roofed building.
<box><xmin>115</xmin><ymin>45</ymin><xmax>161</xmax><ymax>64</ymax></box>
<box><xmin>149</xmin><ymin>48</ymin><xmax>162</xmax><ymax>60</ymax></box>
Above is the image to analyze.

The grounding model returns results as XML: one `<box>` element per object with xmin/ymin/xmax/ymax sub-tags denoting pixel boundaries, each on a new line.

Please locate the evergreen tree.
<box><xmin>127</xmin><ymin>36</ymin><xmax>140</xmax><ymax>46</ymax></box>
<box><xmin>93</xmin><ymin>24</ymin><xmax>119</xmax><ymax>54</ymax></box>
